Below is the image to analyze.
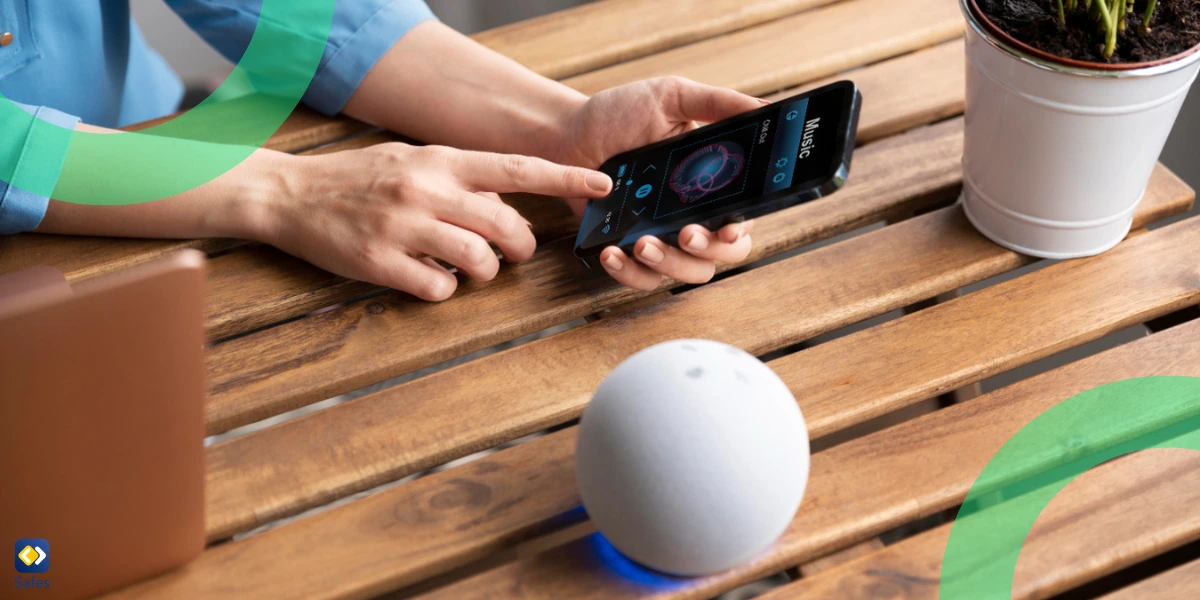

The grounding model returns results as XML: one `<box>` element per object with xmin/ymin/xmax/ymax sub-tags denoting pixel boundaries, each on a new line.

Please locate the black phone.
<box><xmin>574</xmin><ymin>80</ymin><xmax>862</xmax><ymax>268</ymax></box>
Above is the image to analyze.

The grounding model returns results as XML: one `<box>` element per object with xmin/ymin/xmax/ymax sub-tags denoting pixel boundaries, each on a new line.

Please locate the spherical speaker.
<box><xmin>575</xmin><ymin>339</ymin><xmax>810</xmax><ymax>576</ymax></box>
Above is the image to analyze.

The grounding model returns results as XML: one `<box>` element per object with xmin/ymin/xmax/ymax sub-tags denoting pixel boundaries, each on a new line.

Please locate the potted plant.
<box><xmin>960</xmin><ymin>0</ymin><xmax>1200</xmax><ymax>258</ymax></box>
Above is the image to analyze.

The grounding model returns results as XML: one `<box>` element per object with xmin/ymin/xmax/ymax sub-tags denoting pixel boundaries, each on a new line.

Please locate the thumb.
<box><xmin>660</xmin><ymin>77</ymin><xmax>764</xmax><ymax>124</ymax></box>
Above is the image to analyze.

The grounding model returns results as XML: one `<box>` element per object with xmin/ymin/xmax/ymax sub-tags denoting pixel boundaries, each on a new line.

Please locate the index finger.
<box><xmin>456</xmin><ymin>151</ymin><xmax>612</xmax><ymax>198</ymax></box>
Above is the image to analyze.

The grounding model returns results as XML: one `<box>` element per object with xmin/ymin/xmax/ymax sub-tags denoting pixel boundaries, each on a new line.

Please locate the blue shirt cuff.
<box><xmin>303</xmin><ymin>0</ymin><xmax>437</xmax><ymax>116</ymax></box>
<box><xmin>0</xmin><ymin>104</ymin><xmax>80</xmax><ymax>235</ymax></box>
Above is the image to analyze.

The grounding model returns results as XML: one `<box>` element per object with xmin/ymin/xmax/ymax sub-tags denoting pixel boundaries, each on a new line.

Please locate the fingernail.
<box><xmin>741</xmin><ymin>220</ymin><xmax>755</xmax><ymax>236</ymax></box>
<box><xmin>524</xmin><ymin>218</ymin><xmax>533</xmax><ymax>229</ymax></box>
<box><xmin>757</xmin><ymin>98</ymin><xmax>772</xmax><ymax>105</ymax></box>
<box><xmin>603</xmin><ymin>254</ymin><xmax>624</xmax><ymax>272</ymax></box>
<box><xmin>639</xmin><ymin>242</ymin><xmax>665</xmax><ymax>265</ymax></box>
<box><xmin>586</xmin><ymin>172</ymin><xmax>613</xmax><ymax>193</ymax></box>
<box><xmin>684</xmin><ymin>232</ymin><xmax>707</xmax><ymax>252</ymax></box>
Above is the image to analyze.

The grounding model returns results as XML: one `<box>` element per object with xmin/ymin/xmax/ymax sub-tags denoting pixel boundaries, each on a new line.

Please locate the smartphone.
<box><xmin>574</xmin><ymin>80</ymin><xmax>861</xmax><ymax>268</ymax></box>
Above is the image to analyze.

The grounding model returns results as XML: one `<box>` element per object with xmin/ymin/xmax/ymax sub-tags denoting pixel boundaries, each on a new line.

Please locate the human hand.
<box><xmin>551</xmin><ymin>77</ymin><xmax>764</xmax><ymax>290</ymax></box>
<box><xmin>257</xmin><ymin>143</ymin><xmax>612</xmax><ymax>301</ymax></box>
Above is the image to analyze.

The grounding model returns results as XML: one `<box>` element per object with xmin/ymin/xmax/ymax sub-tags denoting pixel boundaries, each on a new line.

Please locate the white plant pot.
<box><xmin>960</xmin><ymin>0</ymin><xmax>1200</xmax><ymax>259</ymax></box>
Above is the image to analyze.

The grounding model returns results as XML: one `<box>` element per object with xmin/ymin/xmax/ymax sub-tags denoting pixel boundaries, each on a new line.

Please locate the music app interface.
<box><xmin>579</xmin><ymin>84</ymin><xmax>846</xmax><ymax>250</ymax></box>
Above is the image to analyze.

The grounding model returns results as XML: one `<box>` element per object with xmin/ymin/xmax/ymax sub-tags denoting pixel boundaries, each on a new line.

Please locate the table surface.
<box><xmin>5</xmin><ymin>0</ymin><xmax>1200</xmax><ymax>598</ymax></box>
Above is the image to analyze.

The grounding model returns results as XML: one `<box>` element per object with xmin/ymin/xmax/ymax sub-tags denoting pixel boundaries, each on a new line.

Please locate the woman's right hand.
<box><xmin>258</xmin><ymin>143</ymin><xmax>613</xmax><ymax>301</ymax></box>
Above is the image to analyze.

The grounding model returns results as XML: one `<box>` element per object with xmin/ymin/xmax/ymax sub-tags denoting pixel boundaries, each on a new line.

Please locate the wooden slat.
<box><xmin>417</xmin><ymin>320</ymin><xmax>1200</xmax><ymax>600</ymax></box>
<box><xmin>0</xmin><ymin>235</ymin><xmax>234</xmax><ymax>283</ymax></box>
<box><xmin>204</xmin><ymin>118</ymin><xmax>967</xmax><ymax>434</ymax></box>
<box><xmin>1099</xmin><ymin>557</ymin><xmax>1200</xmax><ymax>599</ymax></box>
<box><xmin>205</xmin><ymin>247</ymin><xmax>381</xmax><ymax>340</ymax></box>
<box><xmin>759</xmin><ymin>449</ymin><xmax>1200</xmax><ymax>600</ymax></box>
<box><xmin>562</xmin><ymin>0</ymin><xmax>962</xmax><ymax>96</ymax></box>
<box><xmin>473</xmin><ymin>0</ymin><xmax>841</xmax><ymax>81</ymax></box>
<box><xmin>201</xmin><ymin>172</ymin><xmax>1194</xmax><ymax>542</ymax></box>
<box><xmin>198</xmin><ymin>39</ymin><xmax>967</xmax><ymax>341</ymax></box>
<box><xmin>778</xmin><ymin>40</ymin><xmax>966</xmax><ymax>143</ymax></box>
<box><xmin>113</xmin><ymin>310</ymin><xmax>1200</xmax><ymax>599</ymax></box>
<box><xmin>796</xmin><ymin>539</ymin><xmax>885</xmax><ymax>577</ymax></box>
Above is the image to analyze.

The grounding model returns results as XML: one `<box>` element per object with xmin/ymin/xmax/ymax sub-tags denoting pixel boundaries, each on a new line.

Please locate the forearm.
<box><xmin>35</xmin><ymin>123</ymin><xmax>287</xmax><ymax>241</ymax></box>
<box><xmin>342</xmin><ymin>21</ymin><xmax>585</xmax><ymax>161</ymax></box>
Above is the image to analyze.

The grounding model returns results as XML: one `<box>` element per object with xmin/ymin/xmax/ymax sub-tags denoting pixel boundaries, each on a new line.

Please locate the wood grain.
<box><xmin>416</xmin><ymin>319</ymin><xmax>1200</xmax><ymax>600</ymax></box>
<box><xmin>201</xmin><ymin>175</ymin><xmax>1195</xmax><ymax>542</ymax></box>
<box><xmin>1098</xmin><ymin>557</ymin><xmax>1200</xmax><ymax>600</ymax></box>
<box><xmin>772</xmin><ymin>215</ymin><xmax>1200</xmax><ymax>440</ymax></box>
<box><xmin>198</xmin><ymin>39</ymin><xmax>968</xmax><ymax>342</ymax></box>
<box><xmin>759</xmin><ymin>449</ymin><xmax>1200</xmax><ymax>600</ymax></box>
<box><xmin>563</xmin><ymin>0</ymin><xmax>963</xmax><ymax>96</ymax></box>
<box><xmin>797</xmin><ymin>539</ymin><xmax>885</xmax><ymax>577</ymax></box>
<box><xmin>0</xmin><ymin>235</ymin><xmax>236</xmax><ymax>283</ymax></box>
<box><xmin>473</xmin><ymin>0</ymin><xmax>841</xmax><ymax>81</ymax></box>
<box><xmin>204</xmin><ymin>119</ymin><xmax>968</xmax><ymax>434</ymax></box>
<box><xmin>774</xmin><ymin>40</ymin><xmax>966</xmax><ymax>144</ymax></box>
<box><xmin>205</xmin><ymin>247</ymin><xmax>382</xmax><ymax>340</ymax></box>
<box><xmin>118</xmin><ymin>316</ymin><xmax>1200</xmax><ymax>599</ymax></box>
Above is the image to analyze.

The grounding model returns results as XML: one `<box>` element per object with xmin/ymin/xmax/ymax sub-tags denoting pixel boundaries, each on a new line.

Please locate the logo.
<box><xmin>775</xmin><ymin>158</ymin><xmax>788</xmax><ymax>168</ymax></box>
<box><xmin>14</xmin><ymin>539</ymin><xmax>48</xmax><ymax>574</ymax></box>
<box><xmin>785</xmin><ymin>110</ymin><xmax>799</xmax><ymax>121</ymax></box>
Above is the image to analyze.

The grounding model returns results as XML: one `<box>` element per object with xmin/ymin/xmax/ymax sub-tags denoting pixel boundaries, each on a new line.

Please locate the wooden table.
<box><xmin>4</xmin><ymin>0</ymin><xmax>1200</xmax><ymax>598</ymax></box>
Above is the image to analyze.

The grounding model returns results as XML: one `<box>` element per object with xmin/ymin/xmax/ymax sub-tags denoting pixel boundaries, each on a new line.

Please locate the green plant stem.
<box><xmin>1094</xmin><ymin>0</ymin><xmax>1117</xmax><ymax>57</ymax></box>
<box><xmin>1057</xmin><ymin>0</ymin><xmax>1067</xmax><ymax>24</ymax></box>
<box><xmin>1143</xmin><ymin>0</ymin><xmax>1158</xmax><ymax>30</ymax></box>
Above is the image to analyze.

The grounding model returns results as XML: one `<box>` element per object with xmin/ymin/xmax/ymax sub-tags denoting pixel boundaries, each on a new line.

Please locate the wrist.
<box><xmin>523</xmin><ymin>86</ymin><xmax>589</xmax><ymax>165</ymax></box>
<box><xmin>201</xmin><ymin>148</ymin><xmax>296</xmax><ymax>244</ymax></box>
<box><xmin>540</xmin><ymin>91</ymin><xmax>590</xmax><ymax>166</ymax></box>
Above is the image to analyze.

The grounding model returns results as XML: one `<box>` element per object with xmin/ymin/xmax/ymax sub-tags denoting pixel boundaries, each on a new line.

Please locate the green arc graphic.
<box><xmin>0</xmin><ymin>0</ymin><xmax>335</xmax><ymax>205</ymax></box>
<box><xmin>940</xmin><ymin>376</ymin><xmax>1200</xmax><ymax>598</ymax></box>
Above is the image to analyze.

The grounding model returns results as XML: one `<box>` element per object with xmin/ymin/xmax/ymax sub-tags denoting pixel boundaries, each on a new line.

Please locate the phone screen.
<box><xmin>575</xmin><ymin>81</ymin><xmax>857</xmax><ymax>258</ymax></box>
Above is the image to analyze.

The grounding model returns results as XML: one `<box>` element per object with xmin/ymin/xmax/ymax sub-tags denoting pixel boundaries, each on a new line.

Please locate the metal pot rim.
<box><xmin>963</xmin><ymin>0</ymin><xmax>1200</xmax><ymax>78</ymax></box>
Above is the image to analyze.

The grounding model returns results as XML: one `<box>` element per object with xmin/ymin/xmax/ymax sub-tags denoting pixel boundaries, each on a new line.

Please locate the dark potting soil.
<box><xmin>977</xmin><ymin>0</ymin><xmax>1200</xmax><ymax>64</ymax></box>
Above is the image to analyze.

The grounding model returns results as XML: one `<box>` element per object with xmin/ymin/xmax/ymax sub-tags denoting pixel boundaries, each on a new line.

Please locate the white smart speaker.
<box><xmin>575</xmin><ymin>339</ymin><xmax>810</xmax><ymax>576</ymax></box>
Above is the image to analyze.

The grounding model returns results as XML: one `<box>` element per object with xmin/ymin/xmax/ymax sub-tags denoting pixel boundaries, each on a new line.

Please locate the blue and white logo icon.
<box><xmin>785</xmin><ymin>110</ymin><xmax>799</xmax><ymax>121</ymax></box>
<box><xmin>773</xmin><ymin>173</ymin><xmax>786</xmax><ymax>184</ymax></box>
<box><xmin>635</xmin><ymin>184</ymin><xmax>653</xmax><ymax>199</ymax></box>
<box><xmin>15</xmin><ymin>539</ymin><xmax>48</xmax><ymax>573</ymax></box>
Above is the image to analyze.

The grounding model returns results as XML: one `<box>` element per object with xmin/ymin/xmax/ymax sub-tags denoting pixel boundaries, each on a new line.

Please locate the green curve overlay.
<box><xmin>940</xmin><ymin>376</ymin><xmax>1200</xmax><ymax>598</ymax></box>
<box><xmin>0</xmin><ymin>0</ymin><xmax>334</xmax><ymax>205</ymax></box>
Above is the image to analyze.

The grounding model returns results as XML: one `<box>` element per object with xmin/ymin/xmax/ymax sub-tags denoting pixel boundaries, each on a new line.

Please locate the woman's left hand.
<box><xmin>550</xmin><ymin>77</ymin><xmax>764</xmax><ymax>290</ymax></box>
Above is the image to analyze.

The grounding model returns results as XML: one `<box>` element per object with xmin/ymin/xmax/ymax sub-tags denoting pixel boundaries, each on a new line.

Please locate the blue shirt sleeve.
<box><xmin>165</xmin><ymin>0</ymin><xmax>438</xmax><ymax>116</ymax></box>
<box><xmin>0</xmin><ymin>103</ymin><xmax>80</xmax><ymax>235</ymax></box>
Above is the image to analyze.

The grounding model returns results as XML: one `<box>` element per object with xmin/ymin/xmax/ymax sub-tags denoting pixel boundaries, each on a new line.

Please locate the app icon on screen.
<box><xmin>15</xmin><ymin>539</ymin><xmax>49</xmax><ymax>573</ymax></box>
